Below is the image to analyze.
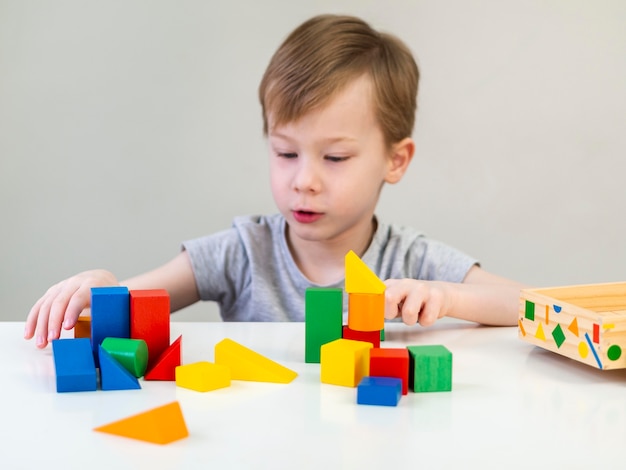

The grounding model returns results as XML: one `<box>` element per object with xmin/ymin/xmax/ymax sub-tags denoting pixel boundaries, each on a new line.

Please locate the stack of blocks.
<box><xmin>305</xmin><ymin>250</ymin><xmax>453</xmax><ymax>406</ymax></box>
<box><xmin>51</xmin><ymin>286</ymin><xmax>298</xmax><ymax>444</ymax></box>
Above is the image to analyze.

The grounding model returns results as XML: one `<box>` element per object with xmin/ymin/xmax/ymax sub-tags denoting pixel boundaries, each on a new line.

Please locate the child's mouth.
<box><xmin>293</xmin><ymin>210</ymin><xmax>323</xmax><ymax>224</ymax></box>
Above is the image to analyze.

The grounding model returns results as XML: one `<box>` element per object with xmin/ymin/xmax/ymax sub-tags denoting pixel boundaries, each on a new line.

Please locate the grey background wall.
<box><xmin>1</xmin><ymin>1</ymin><xmax>625</xmax><ymax>322</ymax></box>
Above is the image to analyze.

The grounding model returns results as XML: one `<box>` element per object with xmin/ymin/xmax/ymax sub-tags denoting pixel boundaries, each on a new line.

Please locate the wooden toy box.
<box><xmin>518</xmin><ymin>282</ymin><xmax>626</xmax><ymax>370</ymax></box>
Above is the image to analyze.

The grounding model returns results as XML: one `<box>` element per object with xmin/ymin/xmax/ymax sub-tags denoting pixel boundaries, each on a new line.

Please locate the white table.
<box><xmin>3</xmin><ymin>320</ymin><xmax>626</xmax><ymax>469</ymax></box>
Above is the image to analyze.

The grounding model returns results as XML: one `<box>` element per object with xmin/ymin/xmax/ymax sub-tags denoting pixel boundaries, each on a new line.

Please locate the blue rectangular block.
<box><xmin>52</xmin><ymin>338</ymin><xmax>97</xmax><ymax>392</ymax></box>
<box><xmin>91</xmin><ymin>286</ymin><xmax>130</xmax><ymax>365</ymax></box>
<box><xmin>357</xmin><ymin>376</ymin><xmax>402</xmax><ymax>406</ymax></box>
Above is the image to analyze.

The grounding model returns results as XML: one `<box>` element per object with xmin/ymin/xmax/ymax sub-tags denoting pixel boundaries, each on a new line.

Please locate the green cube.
<box><xmin>407</xmin><ymin>344</ymin><xmax>452</xmax><ymax>392</ymax></box>
<box><xmin>305</xmin><ymin>288</ymin><xmax>343</xmax><ymax>363</ymax></box>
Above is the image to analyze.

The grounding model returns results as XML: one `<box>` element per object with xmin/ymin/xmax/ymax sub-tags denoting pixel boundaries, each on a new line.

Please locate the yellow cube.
<box><xmin>321</xmin><ymin>339</ymin><xmax>373</xmax><ymax>387</ymax></box>
<box><xmin>175</xmin><ymin>361</ymin><xmax>231</xmax><ymax>392</ymax></box>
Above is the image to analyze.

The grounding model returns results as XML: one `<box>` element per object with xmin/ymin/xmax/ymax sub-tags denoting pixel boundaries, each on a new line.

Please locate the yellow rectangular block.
<box><xmin>175</xmin><ymin>361</ymin><xmax>231</xmax><ymax>392</ymax></box>
<box><xmin>214</xmin><ymin>338</ymin><xmax>297</xmax><ymax>384</ymax></box>
<box><xmin>321</xmin><ymin>338</ymin><xmax>372</xmax><ymax>387</ymax></box>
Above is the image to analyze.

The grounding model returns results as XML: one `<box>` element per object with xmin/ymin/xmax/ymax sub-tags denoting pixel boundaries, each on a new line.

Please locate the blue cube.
<box><xmin>52</xmin><ymin>338</ymin><xmax>97</xmax><ymax>393</ymax></box>
<box><xmin>357</xmin><ymin>376</ymin><xmax>402</xmax><ymax>406</ymax></box>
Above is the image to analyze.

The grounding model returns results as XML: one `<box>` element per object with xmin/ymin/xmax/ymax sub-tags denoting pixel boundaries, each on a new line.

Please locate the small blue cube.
<box><xmin>357</xmin><ymin>376</ymin><xmax>402</xmax><ymax>406</ymax></box>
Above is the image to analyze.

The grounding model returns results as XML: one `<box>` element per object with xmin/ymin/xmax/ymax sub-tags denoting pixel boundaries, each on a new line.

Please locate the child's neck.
<box><xmin>286</xmin><ymin>218</ymin><xmax>376</xmax><ymax>285</ymax></box>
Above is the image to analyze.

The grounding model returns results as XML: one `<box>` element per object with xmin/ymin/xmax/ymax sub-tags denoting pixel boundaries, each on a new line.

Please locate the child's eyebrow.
<box><xmin>269</xmin><ymin>132</ymin><xmax>358</xmax><ymax>145</ymax></box>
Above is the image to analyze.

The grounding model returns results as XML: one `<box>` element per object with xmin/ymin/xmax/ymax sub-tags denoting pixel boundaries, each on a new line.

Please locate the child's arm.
<box><xmin>24</xmin><ymin>251</ymin><xmax>199</xmax><ymax>349</ymax></box>
<box><xmin>383</xmin><ymin>266</ymin><xmax>524</xmax><ymax>327</ymax></box>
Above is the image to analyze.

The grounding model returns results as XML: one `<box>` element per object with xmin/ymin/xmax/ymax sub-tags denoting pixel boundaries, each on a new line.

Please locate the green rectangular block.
<box><xmin>305</xmin><ymin>288</ymin><xmax>343</xmax><ymax>363</ymax></box>
<box><xmin>525</xmin><ymin>300</ymin><xmax>535</xmax><ymax>321</ymax></box>
<box><xmin>407</xmin><ymin>344</ymin><xmax>452</xmax><ymax>392</ymax></box>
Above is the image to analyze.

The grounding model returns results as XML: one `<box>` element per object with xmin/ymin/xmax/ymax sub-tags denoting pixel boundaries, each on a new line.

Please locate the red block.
<box><xmin>130</xmin><ymin>289</ymin><xmax>170</xmax><ymax>368</ymax></box>
<box><xmin>369</xmin><ymin>348</ymin><xmax>409</xmax><ymax>395</ymax></box>
<box><xmin>342</xmin><ymin>325</ymin><xmax>381</xmax><ymax>348</ymax></box>
<box><xmin>144</xmin><ymin>335</ymin><xmax>182</xmax><ymax>381</ymax></box>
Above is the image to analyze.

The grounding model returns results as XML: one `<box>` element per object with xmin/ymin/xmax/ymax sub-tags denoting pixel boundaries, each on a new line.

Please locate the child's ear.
<box><xmin>384</xmin><ymin>137</ymin><xmax>415</xmax><ymax>184</ymax></box>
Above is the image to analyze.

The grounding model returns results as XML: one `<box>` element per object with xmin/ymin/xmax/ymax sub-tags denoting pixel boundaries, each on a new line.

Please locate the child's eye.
<box><xmin>325</xmin><ymin>155</ymin><xmax>349</xmax><ymax>163</ymax></box>
<box><xmin>278</xmin><ymin>152</ymin><xmax>298</xmax><ymax>159</ymax></box>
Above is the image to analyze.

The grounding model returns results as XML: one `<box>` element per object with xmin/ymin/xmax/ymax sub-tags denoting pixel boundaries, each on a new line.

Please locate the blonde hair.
<box><xmin>259</xmin><ymin>14</ymin><xmax>419</xmax><ymax>147</ymax></box>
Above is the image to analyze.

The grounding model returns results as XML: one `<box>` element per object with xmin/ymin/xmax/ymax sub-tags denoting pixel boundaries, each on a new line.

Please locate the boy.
<box><xmin>24</xmin><ymin>14</ymin><xmax>524</xmax><ymax>349</ymax></box>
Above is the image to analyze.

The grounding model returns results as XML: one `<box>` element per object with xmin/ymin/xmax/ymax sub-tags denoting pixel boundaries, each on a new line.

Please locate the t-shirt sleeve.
<box><xmin>411</xmin><ymin>237</ymin><xmax>478</xmax><ymax>283</ymax></box>
<box><xmin>181</xmin><ymin>228</ymin><xmax>250</xmax><ymax>305</ymax></box>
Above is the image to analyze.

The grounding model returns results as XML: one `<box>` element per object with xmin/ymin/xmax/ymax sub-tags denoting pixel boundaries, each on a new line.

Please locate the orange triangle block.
<box><xmin>144</xmin><ymin>335</ymin><xmax>182</xmax><ymax>381</ymax></box>
<box><xmin>568</xmin><ymin>317</ymin><xmax>579</xmax><ymax>337</ymax></box>
<box><xmin>345</xmin><ymin>250</ymin><xmax>385</xmax><ymax>294</ymax></box>
<box><xmin>214</xmin><ymin>338</ymin><xmax>297</xmax><ymax>384</ymax></box>
<box><xmin>94</xmin><ymin>401</ymin><xmax>188</xmax><ymax>445</ymax></box>
<box><xmin>535</xmin><ymin>323</ymin><xmax>546</xmax><ymax>341</ymax></box>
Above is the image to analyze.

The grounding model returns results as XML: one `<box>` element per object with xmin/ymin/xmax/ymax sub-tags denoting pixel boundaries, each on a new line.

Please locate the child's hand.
<box><xmin>24</xmin><ymin>270</ymin><xmax>119</xmax><ymax>348</ymax></box>
<box><xmin>383</xmin><ymin>279</ymin><xmax>453</xmax><ymax>326</ymax></box>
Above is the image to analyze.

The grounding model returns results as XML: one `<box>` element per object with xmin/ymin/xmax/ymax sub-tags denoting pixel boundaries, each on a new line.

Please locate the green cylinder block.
<box><xmin>101</xmin><ymin>337</ymin><xmax>148</xmax><ymax>377</ymax></box>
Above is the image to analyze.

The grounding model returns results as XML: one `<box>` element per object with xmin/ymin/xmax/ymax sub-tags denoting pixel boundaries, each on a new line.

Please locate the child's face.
<box><xmin>268</xmin><ymin>75</ymin><xmax>397</xmax><ymax>247</ymax></box>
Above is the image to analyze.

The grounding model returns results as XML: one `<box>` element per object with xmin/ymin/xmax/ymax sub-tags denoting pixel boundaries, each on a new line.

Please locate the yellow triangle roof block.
<box><xmin>214</xmin><ymin>338</ymin><xmax>297</xmax><ymax>384</ymax></box>
<box><xmin>94</xmin><ymin>401</ymin><xmax>188</xmax><ymax>445</ymax></box>
<box><xmin>345</xmin><ymin>250</ymin><xmax>386</xmax><ymax>294</ymax></box>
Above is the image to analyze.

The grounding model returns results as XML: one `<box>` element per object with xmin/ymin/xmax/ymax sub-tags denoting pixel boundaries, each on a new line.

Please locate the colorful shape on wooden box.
<box><xmin>98</xmin><ymin>346</ymin><xmax>141</xmax><ymax>391</ymax></box>
<box><xmin>551</xmin><ymin>324</ymin><xmax>566</xmax><ymax>348</ymax></box>
<box><xmin>91</xmin><ymin>286</ymin><xmax>130</xmax><ymax>365</ymax></box>
<box><xmin>345</xmin><ymin>250</ymin><xmax>385</xmax><ymax>294</ymax></box>
<box><xmin>214</xmin><ymin>338</ymin><xmax>297</xmax><ymax>384</ymax></box>
<box><xmin>348</xmin><ymin>292</ymin><xmax>384</xmax><ymax>332</ymax></box>
<box><xmin>584</xmin><ymin>332</ymin><xmax>603</xmax><ymax>369</ymax></box>
<box><xmin>305</xmin><ymin>287</ymin><xmax>343</xmax><ymax>363</ymax></box>
<box><xmin>535</xmin><ymin>323</ymin><xmax>546</xmax><ymax>341</ymax></box>
<box><xmin>73</xmin><ymin>315</ymin><xmax>91</xmax><ymax>339</ymax></box>
<box><xmin>608</xmin><ymin>345</ymin><xmax>622</xmax><ymax>361</ymax></box>
<box><xmin>407</xmin><ymin>344</ymin><xmax>452</xmax><ymax>393</ymax></box>
<box><xmin>342</xmin><ymin>325</ymin><xmax>380</xmax><ymax>348</ymax></box>
<box><xmin>145</xmin><ymin>335</ymin><xmax>182</xmax><ymax>381</ymax></box>
<box><xmin>357</xmin><ymin>376</ymin><xmax>402</xmax><ymax>407</ymax></box>
<box><xmin>320</xmin><ymin>338</ymin><xmax>372</xmax><ymax>388</ymax></box>
<box><xmin>176</xmin><ymin>361</ymin><xmax>231</xmax><ymax>392</ymax></box>
<box><xmin>369</xmin><ymin>347</ymin><xmax>409</xmax><ymax>395</ymax></box>
<box><xmin>94</xmin><ymin>401</ymin><xmax>189</xmax><ymax>445</ymax></box>
<box><xmin>524</xmin><ymin>300</ymin><xmax>535</xmax><ymax>321</ymax></box>
<box><xmin>568</xmin><ymin>317</ymin><xmax>579</xmax><ymax>337</ymax></box>
<box><xmin>101</xmin><ymin>337</ymin><xmax>148</xmax><ymax>378</ymax></box>
<box><xmin>130</xmin><ymin>289</ymin><xmax>170</xmax><ymax>369</ymax></box>
<box><xmin>52</xmin><ymin>338</ymin><xmax>97</xmax><ymax>393</ymax></box>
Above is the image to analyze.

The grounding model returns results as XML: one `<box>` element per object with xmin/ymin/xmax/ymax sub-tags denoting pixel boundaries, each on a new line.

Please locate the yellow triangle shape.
<box><xmin>568</xmin><ymin>317</ymin><xmax>579</xmax><ymax>337</ymax></box>
<box><xmin>345</xmin><ymin>250</ymin><xmax>386</xmax><ymax>294</ymax></box>
<box><xmin>535</xmin><ymin>323</ymin><xmax>546</xmax><ymax>341</ymax></box>
<box><xmin>94</xmin><ymin>401</ymin><xmax>188</xmax><ymax>445</ymax></box>
<box><xmin>214</xmin><ymin>338</ymin><xmax>297</xmax><ymax>384</ymax></box>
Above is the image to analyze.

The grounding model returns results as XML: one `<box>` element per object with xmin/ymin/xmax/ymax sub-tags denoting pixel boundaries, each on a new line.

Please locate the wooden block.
<box><xmin>175</xmin><ymin>361</ymin><xmax>231</xmax><ymax>392</ymax></box>
<box><xmin>347</xmin><ymin>292</ymin><xmax>384</xmax><ymax>332</ymax></box>
<box><xmin>305</xmin><ymin>287</ymin><xmax>343</xmax><ymax>363</ymax></box>
<box><xmin>214</xmin><ymin>338</ymin><xmax>297</xmax><ymax>384</ymax></box>
<box><xmin>357</xmin><ymin>376</ymin><xmax>402</xmax><ymax>406</ymax></box>
<box><xmin>345</xmin><ymin>250</ymin><xmax>385</xmax><ymax>294</ymax></box>
<box><xmin>342</xmin><ymin>325</ymin><xmax>380</xmax><ymax>348</ymax></box>
<box><xmin>51</xmin><ymin>338</ymin><xmax>97</xmax><ymax>393</ymax></box>
<box><xmin>145</xmin><ymin>335</ymin><xmax>182</xmax><ymax>381</ymax></box>
<box><xmin>98</xmin><ymin>346</ymin><xmax>141</xmax><ymax>391</ymax></box>
<box><xmin>320</xmin><ymin>338</ymin><xmax>372</xmax><ymax>387</ymax></box>
<box><xmin>73</xmin><ymin>315</ymin><xmax>91</xmax><ymax>339</ymax></box>
<box><xmin>519</xmin><ymin>282</ymin><xmax>626</xmax><ymax>370</ymax></box>
<box><xmin>369</xmin><ymin>347</ymin><xmax>409</xmax><ymax>395</ymax></box>
<box><xmin>90</xmin><ymin>286</ymin><xmax>130</xmax><ymax>366</ymax></box>
<box><xmin>129</xmin><ymin>289</ymin><xmax>170</xmax><ymax>369</ymax></box>
<box><xmin>101</xmin><ymin>337</ymin><xmax>148</xmax><ymax>378</ymax></box>
<box><xmin>94</xmin><ymin>401</ymin><xmax>189</xmax><ymax>445</ymax></box>
<box><xmin>407</xmin><ymin>345</ymin><xmax>452</xmax><ymax>393</ymax></box>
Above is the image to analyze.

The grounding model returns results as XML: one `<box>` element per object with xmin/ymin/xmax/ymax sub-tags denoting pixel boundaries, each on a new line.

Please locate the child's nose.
<box><xmin>293</xmin><ymin>159</ymin><xmax>321</xmax><ymax>193</ymax></box>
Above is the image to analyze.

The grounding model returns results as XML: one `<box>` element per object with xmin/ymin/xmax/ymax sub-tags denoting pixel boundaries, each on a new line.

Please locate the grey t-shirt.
<box><xmin>182</xmin><ymin>214</ymin><xmax>477</xmax><ymax>322</ymax></box>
